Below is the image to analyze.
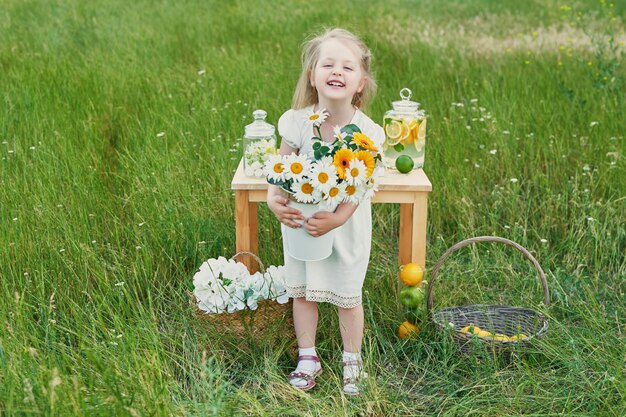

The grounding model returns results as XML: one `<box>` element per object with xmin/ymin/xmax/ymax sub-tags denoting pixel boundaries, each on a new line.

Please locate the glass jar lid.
<box><xmin>392</xmin><ymin>88</ymin><xmax>420</xmax><ymax>113</ymax></box>
<box><xmin>244</xmin><ymin>109</ymin><xmax>275</xmax><ymax>138</ymax></box>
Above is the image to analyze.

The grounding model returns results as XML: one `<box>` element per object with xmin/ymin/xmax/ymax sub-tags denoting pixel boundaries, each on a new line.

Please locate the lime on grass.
<box><xmin>395</xmin><ymin>155</ymin><xmax>414</xmax><ymax>173</ymax></box>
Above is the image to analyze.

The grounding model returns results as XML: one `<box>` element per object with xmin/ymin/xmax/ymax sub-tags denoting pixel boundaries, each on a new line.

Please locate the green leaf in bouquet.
<box><xmin>267</xmin><ymin>178</ymin><xmax>286</xmax><ymax>186</ymax></box>
<box><xmin>341</xmin><ymin>124</ymin><xmax>361</xmax><ymax>135</ymax></box>
<box><xmin>384</xmin><ymin>117</ymin><xmax>393</xmax><ymax>125</ymax></box>
<box><xmin>312</xmin><ymin>141</ymin><xmax>321</xmax><ymax>150</ymax></box>
<box><xmin>394</xmin><ymin>143</ymin><xmax>405</xmax><ymax>152</ymax></box>
<box><xmin>320</xmin><ymin>146</ymin><xmax>329</xmax><ymax>155</ymax></box>
<box><xmin>314</xmin><ymin>149</ymin><xmax>322</xmax><ymax>160</ymax></box>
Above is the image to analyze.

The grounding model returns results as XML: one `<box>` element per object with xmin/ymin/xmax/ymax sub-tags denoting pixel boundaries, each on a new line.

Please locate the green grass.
<box><xmin>1</xmin><ymin>0</ymin><xmax>625</xmax><ymax>415</ymax></box>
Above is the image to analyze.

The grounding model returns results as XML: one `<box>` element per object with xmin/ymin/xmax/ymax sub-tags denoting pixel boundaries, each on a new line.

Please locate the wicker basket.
<box><xmin>426</xmin><ymin>236</ymin><xmax>550</xmax><ymax>354</ymax></box>
<box><xmin>191</xmin><ymin>252</ymin><xmax>294</xmax><ymax>347</ymax></box>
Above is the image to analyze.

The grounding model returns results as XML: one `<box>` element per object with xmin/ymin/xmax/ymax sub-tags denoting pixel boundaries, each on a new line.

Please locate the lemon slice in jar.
<box><xmin>405</xmin><ymin>118</ymin><xmax>418</xmax><ymax>144</ymax></box>
<box><xmin>385</xmin><ymin>119</ymin><xmax>404</xmax><ymax>145</ymax></box>
<box><xmin>414</xmin><ymin>118</ymin><xmax>427</xmax><ymax>151</ymax></box>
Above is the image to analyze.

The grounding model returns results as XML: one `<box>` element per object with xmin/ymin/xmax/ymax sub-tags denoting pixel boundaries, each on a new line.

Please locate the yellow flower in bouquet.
<box><xmin>333</xmin><ymin>148</ymin><xmax>355</xmax><ymax>179</ymax></box>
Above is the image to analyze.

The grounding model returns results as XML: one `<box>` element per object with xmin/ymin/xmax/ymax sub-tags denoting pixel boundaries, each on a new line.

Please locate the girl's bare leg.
<box><xmin>293</xmin><ymin>297</ymin><xmax>318</xmax><ymax>347</ymax></box>
<box><xmin>289</xmin><ymin>297</ymin><xmax>321</xmax><ymax>388</ymax></box>
<box><xmin>338</xmin><ymin>304</ymin><xmax>365</xmax><ymax>395</ymax></box>
<box><xmin>337</xmin><ymin>304</ymin><xmax>364</xmax><ymax>352</ymax></box>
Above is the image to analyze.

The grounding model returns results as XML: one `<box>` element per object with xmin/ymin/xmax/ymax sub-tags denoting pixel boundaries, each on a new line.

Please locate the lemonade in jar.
<box><xmin>383</xmin><ymin>88</ymin><xmax>427</xmax><ymax>170</ymax></box>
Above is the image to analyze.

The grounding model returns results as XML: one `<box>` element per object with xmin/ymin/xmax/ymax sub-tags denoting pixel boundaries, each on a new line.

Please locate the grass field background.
<box><xmin>1</xmin><ymin>0</ymin><xmax>625</xmax><ymax>415</ymax></box>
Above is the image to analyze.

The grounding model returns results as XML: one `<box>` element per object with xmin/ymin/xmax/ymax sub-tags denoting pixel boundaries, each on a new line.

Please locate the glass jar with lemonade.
<box><xmin>383</xmin><ymin>88</ymin><xmax>427</xmax><ymax>170</ymax></box>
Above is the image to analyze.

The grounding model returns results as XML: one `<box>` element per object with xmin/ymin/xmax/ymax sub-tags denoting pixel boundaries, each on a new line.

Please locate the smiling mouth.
<box><xmin>327</xmin><ymin>81</ymin><xmax>345</xmax><ymax>87</ymax></box>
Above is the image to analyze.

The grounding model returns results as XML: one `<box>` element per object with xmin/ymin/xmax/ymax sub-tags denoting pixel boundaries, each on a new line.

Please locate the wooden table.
<box><xmin>231</xmin><ymin>159</ymin><xmax>432</xmax><ymax>272</ymax></box>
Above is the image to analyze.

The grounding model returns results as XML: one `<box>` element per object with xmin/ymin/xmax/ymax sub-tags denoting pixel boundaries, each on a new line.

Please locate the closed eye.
<box><xmin>344</xmin><ymin>67</ymin><xmax>353</xmax><ymax>71</ymax></box>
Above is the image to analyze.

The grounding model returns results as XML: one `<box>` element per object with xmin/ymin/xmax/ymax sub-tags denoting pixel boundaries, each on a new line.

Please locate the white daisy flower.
<box><xmin>333</xmin><ymin>125</ymin><xmax>345</xmax><ymax>142</ymax></box>
<box><xmin>345</xmin><ymin>158</ymin><xmax>367</xmax><ymax>186</ymax></box>
<box><xmin>306</xmin><ymin>108</ymin><xmax>329</xmax><ymax>127</ymax></box>
<box><xmin>264</xmin><ymin>154</ymin><xmax>286</xmax><ymax>182</ymax></box>
<box><xmin>320</xmin><ymin>182</ymin><xmax>347</xmax><ymax>212</ymax></box>
<box><xmin>344</xmin><ymin>183</ymin><xmax>365</xmax><ymax>204</ymax></box>
<box><xmin>363</xmin><ymin>166</ymin><xmax>384</xmax><ymax>200</ymax></box>
<box><xmin>310</xmin><ymin>160</ymin><xmax>338</xmax><ymax>194</ymax></box>
<box><xmin>284</xmin><ymin>153</ymin><xmax>311</xmax><ymax>182</ymax></box>
<box><xmin>292</xmin><ymin>180</ymin><xmax>322</xmax><ymax>204</ymax></box>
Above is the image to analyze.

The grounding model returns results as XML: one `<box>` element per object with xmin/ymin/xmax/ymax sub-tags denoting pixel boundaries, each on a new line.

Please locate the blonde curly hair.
<box><xmin>292</xmin><ymin>28</ymin><xmax>377</xmax><ymax>111</ymax></box>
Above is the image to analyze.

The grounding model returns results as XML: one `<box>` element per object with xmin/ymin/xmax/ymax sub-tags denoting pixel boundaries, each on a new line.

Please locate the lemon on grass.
<box><xmin>398</xmin><ymin>321</ymin><xmax>420</xmax><ymax>339</ymax></box>
<box><xmin>395</xmin><ymin>155</ymin><xmax>414</xmax><ymax>173</ymax></box>
<box><xmin>399</xmin><ymin>263</ymin><xmax>424</xmax><ymax>286</ymax></box>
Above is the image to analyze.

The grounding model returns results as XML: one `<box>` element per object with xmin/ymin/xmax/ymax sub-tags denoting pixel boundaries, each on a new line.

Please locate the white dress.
<box><xmin>277</xmin><ymin>105</ymin><xmax>385</xmax><ymax>308</ymax></box>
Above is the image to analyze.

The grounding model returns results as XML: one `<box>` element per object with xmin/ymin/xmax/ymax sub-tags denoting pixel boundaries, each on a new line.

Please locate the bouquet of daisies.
<box><xmin>193</xmin><ymin>257</ymin><xmax>289</xmax><ymax>314</ymax></box>
<box><xmin>264</xmin><ymin>109</ymin><xmax>384</xmax><ymax>211</ymax></box>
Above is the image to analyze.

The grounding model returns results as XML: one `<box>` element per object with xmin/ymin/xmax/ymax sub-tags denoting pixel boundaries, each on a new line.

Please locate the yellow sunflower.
<box><xmin>355</xmin><ymin>150</ymin><xmax>375</xmax><ymax>178</ymax></box>
<box><xmin>333</xmin><ymin>148</ymin><xmax>355</xmax><ymax>179</ymax></box>
<box><xmin>352</xmin><ymin>132</ymin><xmax>378</xmax><ymax>152</ymax></box>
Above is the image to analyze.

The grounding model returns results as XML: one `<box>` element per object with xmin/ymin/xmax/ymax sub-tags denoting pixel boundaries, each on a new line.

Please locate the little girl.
<box><xmin>267</xmin><ymin>28</ymin><xmax>384</xmax><ymax>396</ymax></box>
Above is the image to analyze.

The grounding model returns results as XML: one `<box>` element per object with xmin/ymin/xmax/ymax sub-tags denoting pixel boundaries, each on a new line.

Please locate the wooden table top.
<box><xmin>231</xmin><ymin>159</ymin><xmax>432</xmax><ymax>192</ymax></box>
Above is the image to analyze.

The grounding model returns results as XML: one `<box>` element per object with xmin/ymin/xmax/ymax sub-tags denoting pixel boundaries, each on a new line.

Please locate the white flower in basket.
<box><xmin>193</xmin><ymin>255</ymin><xmax>289</xmax><ymax>314</ymax></box>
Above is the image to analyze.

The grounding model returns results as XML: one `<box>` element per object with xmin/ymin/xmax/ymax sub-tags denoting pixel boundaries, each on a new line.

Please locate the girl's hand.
<box><xmin>304</xmin><ymin>211</ymin><xmax>341</xmax><ymax>237</ymax></box>
<box><xmin>267</xmin><ymin>195</ymin><xmax>305</xmax><ymax>228</ymax></box>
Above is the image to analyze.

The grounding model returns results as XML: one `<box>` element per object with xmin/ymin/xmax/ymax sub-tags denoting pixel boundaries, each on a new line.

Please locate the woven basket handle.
<box><xmin>230</xmin><ymin>251</ymin><xmax>266</xmax><ymax>274</ymax></box>
<box><xmin>426</xmin><ymin>236</ymin><xmax>550</xmax><ymax>312</ymax></box>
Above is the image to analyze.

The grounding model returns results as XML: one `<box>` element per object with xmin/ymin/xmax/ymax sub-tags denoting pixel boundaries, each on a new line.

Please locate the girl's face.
<box><xmin>310</xmin><ymin>38</ymin><xmax>366</xmax><ymax>105</ymax></box>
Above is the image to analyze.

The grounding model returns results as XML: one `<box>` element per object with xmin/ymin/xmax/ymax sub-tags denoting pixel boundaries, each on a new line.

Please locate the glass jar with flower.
<box><xmin>243</xmin><ymin>110</ymin><xmax>278</xmax><ymax>177</ymax></box>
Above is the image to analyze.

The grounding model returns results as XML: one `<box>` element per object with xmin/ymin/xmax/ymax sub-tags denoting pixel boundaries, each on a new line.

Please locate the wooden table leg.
<box><xmin>399</xmin><ymin>203</ymin><xmax>413</xmax><ymax>267</ymax></box>
<box><xmin>412</xmin><ymin>192</ymin><xmax>428</xmax><ymax>269</ymax></box>
<box><xmin>235</xmin><ymin>190</ymin><xmax>259</xmax><ymax>273</ymax></box>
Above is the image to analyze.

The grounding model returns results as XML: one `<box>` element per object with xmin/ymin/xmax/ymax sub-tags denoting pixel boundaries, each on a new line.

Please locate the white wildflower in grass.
<box><xmin>283</xmin><ymin>153</ymin><xmax>310</xmax><ymax>182</ymax></box>
<box><xmin>470</xmin><ymin>98</ymin><xmax>478</xmax><ymax>103</ymax></box>
<box><xmin>306</xmin><ymin>108</ymin><xmax>329</xmax><ymax>127</ymax></box>
<box><xmin>310</xmin><ymin>160</ymin><xmax>337</xmax><ymax>194</ymax></box>
<box><xmin>264</xmin><ymin>154</ymin><xmax>286</xmax><ymax>182</ymax></box>
<box><xmin>292</xmin><ymin>180</ymin><xmax>321</xmax><ymax>204</ymax></box>
<box><xmin>197</xmin><ymin>69</ymin><xmax>206</xmax><ymax>75</ymax></box>
<box><xmin>490</xmin><ymin>149</ymin><xmax>497</xmax><ymax>155</ymax></box>
<box><xmin>345</xmin><ymin>158</ymin><xmax>367</xmax><ymax>186</ymax></box>
<box><xmin>156</xmin><ymin>132</ymin><xmax>165</xmax><ymax>137</ymax></box>
<box><xmin>321</xmin><ymin>182</ymin><xmax>347</xmax><ymax>212</ymax></box>
<box><xmin>510</xmin><ymin>178</ymin><xmax>519</xmax><ymax>183</ymax></box>
<box><xmin>590</xmin><ymin>121</ymin><xmax>599</xmax><ymax>127</ymax></box>
<box><xmin>540</xmin><ymin>239</ymin><xmax>548</xmax><ymax>244</ymax></box>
